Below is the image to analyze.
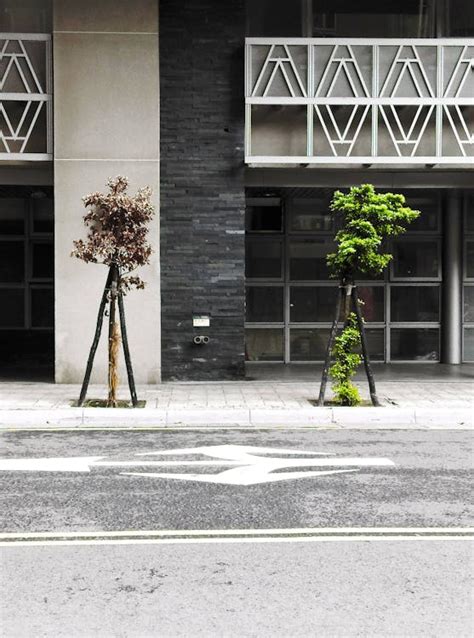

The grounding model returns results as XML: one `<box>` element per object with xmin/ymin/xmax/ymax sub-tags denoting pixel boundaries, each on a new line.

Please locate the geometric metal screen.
<box><xmin>0</xmin><ymin>34</ymin><xmax>52</xmax><ymax>161</ymax></box>
<box><xmin>245</xmin><ymin>38</ymin><xmax>474</xmax><ymax>165</ymax></box>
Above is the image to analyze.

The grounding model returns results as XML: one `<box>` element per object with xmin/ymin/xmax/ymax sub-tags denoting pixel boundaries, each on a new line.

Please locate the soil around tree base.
<box><xmin>71</xmin><ymin>399</ymin><xmax>146</xmax><ymax>408</ymax></box>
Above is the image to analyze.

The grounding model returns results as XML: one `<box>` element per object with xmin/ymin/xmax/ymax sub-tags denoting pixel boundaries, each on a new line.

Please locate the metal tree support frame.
<box><xmin>0</xmin><ymin>33</ymin><xmax>52</xmax><ymax>161</ymax></box>
<box><xmin>245</xmin><ymin>38</ymin><xmax>474</xmax><ymax>165</ymax></box>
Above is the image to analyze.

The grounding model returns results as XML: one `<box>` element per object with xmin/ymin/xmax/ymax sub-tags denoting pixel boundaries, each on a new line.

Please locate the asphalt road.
<box><xmin>2</xmin><ymin>539</ymin><xmax>472</xmax><ymax>638</ymax></box>
<box><xmin>0</xmin><ymin>427</ymin><xmax>472</xmax><ymax>637</ymax></box>
<box><xmin>0</xmin><ymin>429</ymin><xmax>472</xmax><ymax>531</ymax></box>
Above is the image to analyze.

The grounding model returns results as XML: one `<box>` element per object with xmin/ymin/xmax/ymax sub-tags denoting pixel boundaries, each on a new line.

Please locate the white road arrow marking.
<box><xmin>0</xmin><ymin>445</ymin><xmax>395</xmax><ymax>485</ymax></box>
<box><xmin>0</xmin><ymin>456</ymin><xmax>104</xmax><ymax>472</ymax></box>
<box><xmin>123</xmin><ymin>468</ymin><xmax>358</xmax><ymax>485</ymax></box>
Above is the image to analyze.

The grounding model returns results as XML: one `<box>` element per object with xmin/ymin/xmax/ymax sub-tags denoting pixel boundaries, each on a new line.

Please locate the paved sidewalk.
<box><xmin>0</xmin><ymin>379</ymin><xmax>472</xmax><ymax>429</ymax></box>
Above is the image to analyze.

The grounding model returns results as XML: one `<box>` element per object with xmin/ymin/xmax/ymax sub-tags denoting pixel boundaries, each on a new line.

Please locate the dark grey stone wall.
<box><xmin>160</xmin><ymin>0</ymin><xmax>246</xmax><ymax>380</ymax></box>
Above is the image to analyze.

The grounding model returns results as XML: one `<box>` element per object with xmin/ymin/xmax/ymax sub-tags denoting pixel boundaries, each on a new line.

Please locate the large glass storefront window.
<box><xmin>463</xmin><ymin>194</ymin><xmax>474</xmax><ymax>361</ymax></box>
<box><xmin>0</xmin><ymin>189</ymin><xmax>54</xmax><ymax>378</ymax></box>
<box><xmin>245</xmin><ymin>189</ymin><xmax>441</xmax><ymax>363</ymax></box>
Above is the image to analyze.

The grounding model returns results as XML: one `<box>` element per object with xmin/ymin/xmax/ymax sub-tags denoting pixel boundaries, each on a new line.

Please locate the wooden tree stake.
<box><xmin>77</xmin><ymin>264</ymin><xmax>139</xmax><ymax>408</ymax></box>
<box><xmin>118</xmin><ymin>290</ymin><xmax>138</xmax><ymax>407</ymax></box>
<box><xmin>78</xmin><ymin>268</ymin><xmax>113</xmax><ymax>407</ymax></box>
<box><xmin>351</xmin><ymin>286</ymin><xmax>381</xmax><ymax>407</ymax></box>
<box><xmin>318</xmin><ymin>286</ymin><xmax>344</xmax><ymax>406</ymax></box>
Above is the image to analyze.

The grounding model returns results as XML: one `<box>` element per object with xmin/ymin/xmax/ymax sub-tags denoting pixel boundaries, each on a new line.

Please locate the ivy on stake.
<box><xmin>318</xmin><ymin>184</ymin><xmax>420</xmax><ymax>407</ymax></box>
<box><xmin>72</xmin><ymin>176</ymin><xmax>154</xmax><ymax>407</ymax></box>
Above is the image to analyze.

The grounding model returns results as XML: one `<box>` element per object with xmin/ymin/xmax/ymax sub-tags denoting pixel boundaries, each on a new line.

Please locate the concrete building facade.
<box><xmin>0</xmin><ymin>0</ymin><xmax>473</xmax><ymax>382</ymax></box>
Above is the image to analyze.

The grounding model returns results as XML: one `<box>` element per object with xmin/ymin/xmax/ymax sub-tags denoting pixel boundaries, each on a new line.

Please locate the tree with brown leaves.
<box><xmin>72</xmin><ymin>176</ymin><xmax>154</xmax><ymax>407</ymax></box>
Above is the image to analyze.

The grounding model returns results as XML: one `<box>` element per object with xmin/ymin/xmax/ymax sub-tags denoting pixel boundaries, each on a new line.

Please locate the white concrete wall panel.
<box><xmin>53</xmin><ymin>0</ymin><xmax>160</xmax><ymax>384</ymax></box>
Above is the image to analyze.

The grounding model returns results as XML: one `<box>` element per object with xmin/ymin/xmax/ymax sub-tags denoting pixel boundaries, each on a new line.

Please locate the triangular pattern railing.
<box><xmin>0</xmin><ymin>33</ymin><xmax>52</xmax><ymax>161</ymax></box>
<box><xmin>245</xmin><ymin>38</ymin><xmax>474</xmax><ymax>164</ymax></box>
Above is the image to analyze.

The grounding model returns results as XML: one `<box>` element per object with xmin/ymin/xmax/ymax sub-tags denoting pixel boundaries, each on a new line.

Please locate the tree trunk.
<box><xmin>78</xmin><ymin>267</ymin><xmax>113</xmax><ymax>406</ymax></box>
<box><xmin>351</xmin><ymin>286</ymin><xmax>381</xmax><ymax>407</ymax></box>
<box><xmin>107</xmin><ymin>264</ymin><xmax>120</xmax><ymax>408</ymax></box>
<box><xmin>342</xmin><ymin>279</ymin><xmax>354</xmax><ymax>324</ymax></box>
<box><xmin>318</xmin><ymin>286</ymin><xmax>344</xmax><ymax>406</ymax></box>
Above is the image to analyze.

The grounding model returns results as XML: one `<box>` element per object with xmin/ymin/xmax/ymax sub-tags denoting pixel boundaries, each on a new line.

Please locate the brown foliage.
<box><xmin>72</xmin><ymin>176</ymin><xmax>154</xmax><ymax>291</ymax></box>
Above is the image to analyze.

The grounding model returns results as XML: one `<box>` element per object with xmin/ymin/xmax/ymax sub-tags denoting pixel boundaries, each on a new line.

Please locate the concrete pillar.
<box><xmin>53</xmin><ymin>0</ymin><xmax>160</xmax><ymax>383</ymax></box>
<box><xmin>441</xmin><ymin>191</ymin><xmax>463</xmax><ymax>364</ymax></box>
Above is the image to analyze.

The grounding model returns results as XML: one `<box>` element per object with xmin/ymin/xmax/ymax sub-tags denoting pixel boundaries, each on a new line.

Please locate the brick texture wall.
<box><xmin>160</xmin><ymin>0</ymin><xmax>246</xmax><ymax>380</ymax></box>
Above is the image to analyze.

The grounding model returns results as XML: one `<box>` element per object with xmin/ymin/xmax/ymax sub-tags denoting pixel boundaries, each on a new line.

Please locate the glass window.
<box><xmin>406</xmin><ymin>201</ymin><xmax>439</xmax><ymax>232</ymax></box>
<box><xmin>357</xmin><ymin>286</ymin><xmax>384</xmax><ymax>322</ymax></box>
<box><xmin>312</xmin><ymin>0</ymin><xmax>436</xmax><ymax>38</ymax></box>
<box><xmin>289</xmin><ymin>239</ymin><xmax>335</xmax><ymax>280</ymax></box>
<box><xmin>245</xmin><ymin>200</ymin><xmax>282</xmax><ymax>232</ymax></box>
<box><xmin>246</xmin><ymin>0</ymin><xmax>302</xmax><ymax>36</ymax></box>
<box><xmin>391</xmin><ymin>286</ymin><xmax>440</xmax><ymax>322</ymax></box>
<box><xmin>290</xmin><ymin>286</ymin><xmax>338</xmax><ymax>322</ymax></box>
<box><xmin>245</xmin><ymin>239</ymin><xmax>282</xmax><ymax>279</ymax></box>
<box><xmin>449</xmin><ymin>0</ymin><xmax>474</xmax><ymax>36</ymax></box>
<box><xmin>0</xmin><ymin>289</ymin><xmax>24</xmax><ymax>327</ymax></box>
<box><xmin>289</xmin><ymin>198</ymin><xmax>333</xmax><ymax>232</ymax></box>
<box><xmin>392</xmin><ymin>240</ymin><xmax>439</xmax><ymax>279</ymax></box>
<box><xmin>0</xmin><ymin>241</ymin><xmax>24</xmax><ymax>282</ymax></box>
<box><xmin>464</xmin><ymin>328</ymin><xmax>474</xmax><ymax>362</ymax></box>
<box><xmin>0</xmin><ymin>199</ymin><xmax>25</xmax><ymax>235</ymax></box>
<box><xmin>291</xmin><ymin>326</ymin><xmax>385</xmax><ymax>362</ymax></box>
<box><xmin>0</xmin><ymin>1</ymin><xmax>52</xmax><ymax>33</ymax></box>
<box><xmin>246</xmin><ymin>287</ymin><xmax>284</xmax><ymax>322</ymax></box>
<box><xmin>246</xmin><ymin>329</ymin><xmax>284</xmax><ymax>361</ymax></box>
<box><xmin>32</xmin><ymin>197</ymin><xmax>54</xmax><ymax>234</ymax></box>
<box><xmin>466</xmin><ymin>241</ymin><xmax>474</xmax><ymax>279</ymax></box>
<box><xmin>290</xmin><ymin>329</ymin><xmax>330</xmax><ymax>361</ymax></box>
<box><xmin>465</xmin><ymin>208</ymin><xmax>474</xmax><ymax>233</ymax></box>
<box><xmin>31</xmin><ymin>242</ymin><xmax>54</xmax><ymax>279</ymax></box>
<box><xmin>360</xmin><ymin>328</ymin><xmax>385</xmax><ymax>361</ymax></box>
<box><xmin>31</xmin><ymin>287</ymin><xmax>54</xmax><ymax>328</ymax></box>
<box><xmin>390</xmin><ymin>328</ymin><xmax>439</xmax><ymax>361</ymax></box>
<box><xmin>464</xmin><ymin>286</ymin><xmax>474</xmax><ymax>323</ymax></box>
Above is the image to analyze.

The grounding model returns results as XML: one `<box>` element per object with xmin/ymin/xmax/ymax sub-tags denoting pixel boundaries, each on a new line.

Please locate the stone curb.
<box><xmin>0</xmin><ymin>407</ymin><xmax>471</xmax><ymax>429</ymax></box>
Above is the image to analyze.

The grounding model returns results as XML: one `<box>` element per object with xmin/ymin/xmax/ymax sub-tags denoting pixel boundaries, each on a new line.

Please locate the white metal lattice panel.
<box><xmin>0</xmin><ymin>33</ymin><xmax>52</xmax><ymax>161</ymax></box>
<box><xmin>245</xmin><ymin>38</ymin><xmax>474</xmax><ymax>166</ymax></box>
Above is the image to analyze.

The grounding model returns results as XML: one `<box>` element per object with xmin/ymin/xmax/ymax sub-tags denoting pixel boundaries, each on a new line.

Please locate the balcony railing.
<box><xmin>245</xmin><ymin>38</ymin><xmax>474</xmax><ymax>165</ymax></box>
<box><xmin>0</xmin><ymin>33</ymin><xmax>52</xmax><ymax>161</ymax></box>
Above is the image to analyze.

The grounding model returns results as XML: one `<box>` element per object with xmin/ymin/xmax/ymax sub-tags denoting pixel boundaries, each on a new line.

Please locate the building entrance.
<box><xmin>0</xmin><ymin>187</ymin><xmax>54</xmax><ymax>379</ymax></box>
<box><xmin>245</xmin><ymin>188</ymin><xmax>443</xmax><ymax>364</ymax></box>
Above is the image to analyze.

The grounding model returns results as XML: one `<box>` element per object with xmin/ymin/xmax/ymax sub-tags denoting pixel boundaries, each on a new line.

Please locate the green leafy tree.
<box><xmin>318</xmin><ymin>184</ymin><xmax>420</xmax><ymax>406</ymax></box>
<box><xmin>328</xmin><ymin>184</ymin><xmax>420</xmax><ymax>282</ymax></box>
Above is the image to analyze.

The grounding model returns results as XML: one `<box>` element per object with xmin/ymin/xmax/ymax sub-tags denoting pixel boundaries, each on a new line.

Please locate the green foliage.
<box><xmin>330</xmin><ymin>313</ymin><xmax>362</xmax><ymax>406</ymax></box>
<box><xmin>327</xmin><ymin>184</ymin><xmax>420</xmax><ymax>280</ymax></box>
<box><xmin>332</xmin><ymin>382</ymin><xmax>361</xmax><ymax>407</ymax></box>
